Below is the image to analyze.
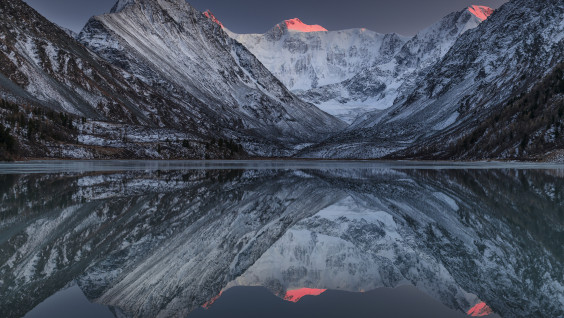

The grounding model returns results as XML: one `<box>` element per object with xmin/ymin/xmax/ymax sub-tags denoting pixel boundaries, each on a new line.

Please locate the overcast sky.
<box><xmin>24</xmin><ymin>0</ymin><xmax>509</xmax><ymax>36</ymax></box>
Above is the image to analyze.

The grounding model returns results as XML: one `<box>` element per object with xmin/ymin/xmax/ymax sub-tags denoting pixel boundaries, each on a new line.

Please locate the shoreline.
<box><xmin>0</xmin><ymin>159</ymin><xmax>563</xmax><ymax>175</ymax></box>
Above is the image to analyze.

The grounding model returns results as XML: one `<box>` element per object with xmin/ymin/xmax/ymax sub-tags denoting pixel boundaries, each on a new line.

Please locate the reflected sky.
<box><xmin>0</xmin><ymin>162</ymin><xmax>562</xmax><ymax>317</ymax></box>
<box><xmin>23</xmin><ymin>285</ymin><xmax>114</xmax><ymax>318</ymax></box>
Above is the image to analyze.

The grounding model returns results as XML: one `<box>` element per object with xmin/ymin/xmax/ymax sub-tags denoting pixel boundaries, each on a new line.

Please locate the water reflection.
<box><xmin>0</xmin><ymin>165</ymin><xmax>562</xmax><ymax>318</ymax></box>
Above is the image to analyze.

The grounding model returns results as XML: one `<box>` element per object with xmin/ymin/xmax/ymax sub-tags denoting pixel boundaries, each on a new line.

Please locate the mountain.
<box><xmin>407</xmin><ymin>62</ymin><xmax>564</xmax><ymax>160</ymax></box>
<box><xmin>300</xmin><ymin>0</ymin><xmax>564</xmax><ymax>159</ymax></box>
<box><xmin>0</xmin><ymin>0</ymin><xmax>211</xmax><ymax>159</ymax></box>
<box><xmin>296</xmin><ymin>6</ymin><xmax>494</xmax><ymax>123</ymax></box>
<box><xmin>0</xmin><ymin>0</ymin><xmax>235</xmax><ymax>159</ymax></box>
<box><xmin>229</xmin><ymin>7</ymin><xmax>490</xmax><ymax>123</ymax></box>
<box><xmin>0</xmin><ymin>0</ymin><xmax>344</xmax><ymax>160</ymax></box>
<box><xmin>2</xmin><ymin>0</ymin><xmax>561</xmax><ymax>161</ymax></box>
<box><xmin>78</xmin><ymin>0</ymin><xmax>345</xmax><ymax>153</ymax></box>
<box><xmin>227</xmin><ymin>18</ymin><xmax>407</xmax><ymax>122</ymax></box>
<box><xmin>229</xmin><ymin>17</ymin><xmax>407</xmax><ymax>92</ymax></box>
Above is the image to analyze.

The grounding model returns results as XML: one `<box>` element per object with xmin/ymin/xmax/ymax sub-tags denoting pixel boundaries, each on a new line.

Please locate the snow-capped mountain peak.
<box><xmin>286</xmin><ymin>5</ymin><xmax>492</xmax><ymax>123</ymax></box>
<box><xmin>279</xmin><ymin>18</ymin><xmax>328</xmax><ymax>32</ymax></box>
<box><xmin>229</xmin><ymin>16</ymin><xmax>405</xmax><ymax>96</ymax></box>
<box><xmin>203</xmin><ymin>10</ymin><xmax>224</xmax><ymax>28</ymax></box>
<box><xmin>468</xmin><ymin>5</ymin><xmax>494</xmax><ymax>21</ymax></box>
<box><xmin>228</xmin><ymin>4</ymin><xmax>494</xmax><ymax>123</ymax></box>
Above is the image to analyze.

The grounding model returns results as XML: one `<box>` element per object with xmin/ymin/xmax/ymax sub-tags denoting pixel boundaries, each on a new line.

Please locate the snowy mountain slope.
<box><xmin>228</xmin><ymin>7</ymin><xmax>489</xmax><ymax>123</ymax></box>
<box><xmin>228</xmin><ymin>18</ymin><xmax>408</xmax><ymax>123</ymax></box>
<box><xmin>229</xmin><ymin>20</ymin><xmax>407</xmax><ymax>92</ymax></box>
<box><xmin>300</xmin><ymin>0</ymin><xmax>564</xmax><ymax>158</ymax></box>
<box><xmin>296</xmin><ymin>6</ymin><xmax>493</xmax><ymax>123</ymax></box>
<box><xmin>400</xmin><ymin>62</ymin><xmax>564</xmax><ymax>160</ymax></box>
<box><xmin>78</xmin><ymin>0</ymin><xmax>345</xmax><ymax>148</ymax></box>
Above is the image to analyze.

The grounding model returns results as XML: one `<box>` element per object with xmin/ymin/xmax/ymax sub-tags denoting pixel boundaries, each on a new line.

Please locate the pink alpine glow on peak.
<box><xmin>283</xmin><ymin>18</ymin><xmax>328</xmax><ymax>32</ymax></box>
<box><xmin>468</xmin><ymin>5</ymin><xmax>494</xmax><ymax>21</ymax></box>
<box><xmin>467</xmin><ymin>302</ymin><xmax>494</xmax><ymax>317</ymax></box>
<box><xmin>283</xmin><ymin>288</ymin><xmax>327</xmax><ymax>302</ymax></box>
<box><xmin>203</xmin><ymin>10</ymin><xmax>224</xmax><ymax>28</ymax></box>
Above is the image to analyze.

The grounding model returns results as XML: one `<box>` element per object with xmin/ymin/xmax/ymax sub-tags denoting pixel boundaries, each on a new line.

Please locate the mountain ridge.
<box><xmin>299</xmin><ymin>0</ymin><xmax>564</xmax><ymax>160</ymax></box>
<box><xmin>78</xmin><ymin>0</ymin><xmax>345</xmax><ymax>150</ymax></box>
<box><xmin>228</xmin><ymin>5</ymin><xmax>492</xmax><ymax>123</ymax></box>
<box><xmin>0</xmin><ymin>0</ymin><xmax>346</xmax><ymax>160</ymax></box>
<box><xmin>2</xmin><ymin>0</ymin><xmax>563</xmax><ymax>161</ymax></box>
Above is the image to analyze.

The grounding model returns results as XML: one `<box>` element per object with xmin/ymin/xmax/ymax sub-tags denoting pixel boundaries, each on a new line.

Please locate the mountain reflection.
<box><xmin>0</xmin><ymin>167</ymin><xmax>562</xmax><ymax>318</ymax></box>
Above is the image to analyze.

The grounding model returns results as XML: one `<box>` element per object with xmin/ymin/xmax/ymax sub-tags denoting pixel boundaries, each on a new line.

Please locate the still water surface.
<box><xmin>1</xmin><ymin>161</ymin><xmax>562</xmax><ymax>318</ymax></box>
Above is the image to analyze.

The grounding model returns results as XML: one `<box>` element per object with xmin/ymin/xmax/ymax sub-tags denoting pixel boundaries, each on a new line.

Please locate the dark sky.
<box><xmin>24</xmin><ymin>0</ymin><xmax>509</xmax><ymax>36</ymax></box>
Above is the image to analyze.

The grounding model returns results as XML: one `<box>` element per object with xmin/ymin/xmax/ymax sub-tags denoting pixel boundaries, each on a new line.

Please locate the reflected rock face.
<box><xmin>0</xmin><ymin>167</ymin><xmax>563</xmax><ymax>318</ymax></box>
